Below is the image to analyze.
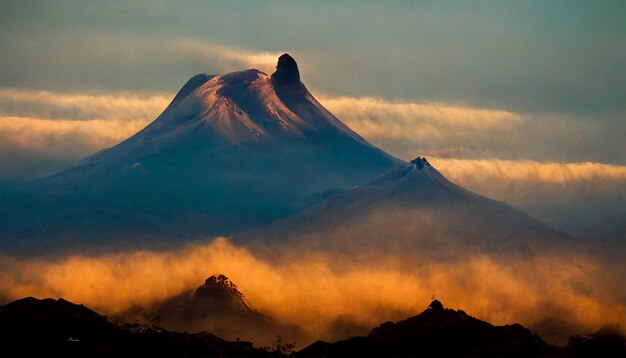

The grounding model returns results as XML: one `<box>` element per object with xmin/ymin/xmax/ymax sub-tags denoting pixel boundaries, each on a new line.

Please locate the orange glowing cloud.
<box><xmin>1</xmin><ymin>238</ymin><xmax>624</xmax><ymax>345</ymax></box>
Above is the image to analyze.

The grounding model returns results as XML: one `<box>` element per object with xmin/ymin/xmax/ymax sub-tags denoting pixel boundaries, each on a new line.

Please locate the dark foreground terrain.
<box><xmin>296</xmin><ymin>300</ymin><xmax>625</xmax><ymax>358</ymax></box>
<box><xmin>1</xmin><ymin>297</ymin><xmax>624</xmax><ymax>357</ymax></box>
<box><xmin>0</xmin><ymin>297</ymin><xmax>278</xmax><ymax>357</ymax></box>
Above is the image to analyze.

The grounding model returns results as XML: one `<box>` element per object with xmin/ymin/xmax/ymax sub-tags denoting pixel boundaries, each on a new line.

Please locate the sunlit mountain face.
<box><xmin>1</xmin><ymin>2</ymin><xmax>625</xmax><ymax>355</ymax></box>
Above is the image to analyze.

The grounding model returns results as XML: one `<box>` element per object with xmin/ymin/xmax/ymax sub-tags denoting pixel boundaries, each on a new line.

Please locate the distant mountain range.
<box><xmin>0</xmin><ymin>54</ymin><xmax>574</xmax><ymax>254</ymax></box>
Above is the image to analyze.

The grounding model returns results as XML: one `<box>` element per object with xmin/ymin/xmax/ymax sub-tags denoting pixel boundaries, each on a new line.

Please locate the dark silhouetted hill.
<box><xmin>150</xmin><ymin>275</ymin><xmax>301</xmax><ymax>345</ymax></box>
<box><xmin>2</xmin><ymin>297</ymin><xmax>623</xmax><ymax>357</ymax></box>
<box><xmin>295</xmin><ymin>300</ymin><xmax>623</xmax><ymax>357</ymax></box>
<box><xmin>0</xmin><ymin>297</ymin><xmax>279</xmax><ymax>357</ymax></box>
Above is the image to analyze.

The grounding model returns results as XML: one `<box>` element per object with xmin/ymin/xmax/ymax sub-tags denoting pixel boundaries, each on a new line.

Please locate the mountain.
<box><xmin>0</xmin><ymin>54</ymin><xmax>399</xmax><ymax>251</ymax></box>
<box><xmin>0</xmin><ymin>297</ymin><xmax>128</xmax><ymax>357</ymax></box>
<box><xmin>295</xmin><ymin>299</ymin><xmax>563</xmax><ymax>357</ymax></box>
<box><xmin>145</xmin><ymin>275</ymin><xmax>299</xmax><ymax>345</ymax></box>
<box><xmin>248</xmin><ymin>157</ymin><xmax>571</xmax><ymax>255</ymax></box>
<box><xmin>192</xmin><ymin>274</ymin><xmax>257</xmax><ymax>314</ymax></box>
<box><xmin>0</xmin><ymin>297</ymin><xmax>274</xmax><ymax>357</ymax></box>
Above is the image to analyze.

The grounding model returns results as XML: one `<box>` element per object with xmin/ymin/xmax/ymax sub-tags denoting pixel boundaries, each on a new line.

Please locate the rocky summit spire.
<box><xmin>271</xmin><ymin>53</ymin><xmax>301</xmax><ymax>87</ymax></box>
<box><xmin>411</xmin><ymin>156</ymin><xmax>431</xmax><ymax>170</ymax></box>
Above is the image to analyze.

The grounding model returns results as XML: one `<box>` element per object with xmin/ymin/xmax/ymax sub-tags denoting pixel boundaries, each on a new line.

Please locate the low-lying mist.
<box><xmin>1</xmin><ymin>237</ymin><xmax>624</xmax><ymax>346</ymax></box>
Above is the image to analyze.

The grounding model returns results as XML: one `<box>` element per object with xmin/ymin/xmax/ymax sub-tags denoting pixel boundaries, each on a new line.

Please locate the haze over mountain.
<box><xmin>248</xmin><ymin>156</ymin><xmax>570</xmax><ymax>256</ymax></box>
<box><xmin>143</xmin><ymin>274</ymin><xmax>299</xmax><ymax>344</ymax></box>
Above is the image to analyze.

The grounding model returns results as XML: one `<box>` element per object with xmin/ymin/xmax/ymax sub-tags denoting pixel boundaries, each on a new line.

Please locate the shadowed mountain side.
<box><xmin>0</xmin><ymin>297</ymin><xmax>277</xmax><ymax>357</ymax></box>
<box><xmin>295</xmin><ymin>299</ymin><xmax>563</xmax><ymax>357</ymax></box>
<box><xmin>245</xmin><ymin>157</ymin><xmax>572</xmax><ymax>256</ymax></box>
<box><xmin>0</xmin><ymin>54</ymin><xmax>399</xmax><ymax>253</ymax></box>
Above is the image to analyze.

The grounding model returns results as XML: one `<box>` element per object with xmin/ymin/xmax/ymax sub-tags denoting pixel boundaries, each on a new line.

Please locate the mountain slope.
<box><xmin>248</xmin><ymin>157</ymin><xmax>571</xmax><ymax>254</ymax></box>
<box><xmin>0</xmin><ymin>54</ymin><xmax>399</xmax><ymax>251</ymax></box>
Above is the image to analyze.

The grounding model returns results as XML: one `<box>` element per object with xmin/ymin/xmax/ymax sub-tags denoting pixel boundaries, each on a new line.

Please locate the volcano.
<box><xmin>0</xmin><ymin>54</ymin><xmax>399</xmax><ymax>250</ymax></box>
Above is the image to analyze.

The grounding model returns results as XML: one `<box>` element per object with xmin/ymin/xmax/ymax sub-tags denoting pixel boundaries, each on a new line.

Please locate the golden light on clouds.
<box><xmin>1</xmin><ymin>238</ymin><xmax>624</xmax><ymax>344</ymax></box>
<box><xmin>0</xmin><ymin>88</ymin><xmax>170</xmax><ymax>121</ymax></box>
<box><xmin>319</xmin><ymin>95</ymin><xmax>523</xmax><ymax>133</ymax></box>
<box><xmin>175</xmin><ymin>40</ymin><xmax>283</xmax><ymax>75</ymax></box>
<box><xmin>431</xmin><ymin>157</ymin><xmax>626</xmax><ymax>184</ymax></box>
<box><xmin>0</xmin><ymin>116</ymin><xmax>150</xmax><ymax>155</ymax></box>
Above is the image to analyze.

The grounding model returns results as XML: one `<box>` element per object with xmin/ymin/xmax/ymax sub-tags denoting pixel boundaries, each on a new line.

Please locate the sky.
<box><xmin>0</xmin><ymin>0</ymin><xmax>625</xmax><ymax>240</ymax></box>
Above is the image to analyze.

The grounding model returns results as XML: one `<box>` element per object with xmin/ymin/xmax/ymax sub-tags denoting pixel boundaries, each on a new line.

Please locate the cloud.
<box><xmin>0</xmin><ymin>116</ymin><xmax>152</xmax><ymax>180</ymax></box>
<box><xmin>429</xmin><ymin>157</ymin><xmax>626</xmax><ymax>241</ymax></box>
<box><xmin>319</xmin><ymin>96</ymin><xmax>523</xmax><ymax>160</ymax></box>
<box><xmin>0</xmin><ymin>89</ymin><xmax>168</xmax><ymax>180</ymax></box>
<box><xmin>0</xmin><ymin>116</ymin><xmax>149</xmax><ymax>154</ymax></box>
<box><xmin>173</xmin><ymin>40</ymin><xmax>282</xmax><ymax>75</ymax></box>
<box><xmin>0</xmin><ymin>88</ymin><xmax>170</xmax><ymax>122</ymax></box>
<box><xmin>320</xmin><ymin>95</ymin><xmax>524</xmax><ymax>133</ymax></box>
<box><xmin>5</xmin><ymin>2</ymin><xmax>624</xmax><ymax>115</ymax></box>
<box><xmin>431</xmin><ymin>158</ymin><xmax>626</xmax><ymax>185</ymax></box>
<box><xmin>0</xmin><ymin>238</ymin><xmax>624</xmax><ymax>345</ymax></box>
<box><xmin>318</xmin><ymin>95</ymin><xmax>626</xmax><ymax>165</ymax></box>
<box><xmin>1</xmin><ymin>30</ymin><xmax>285</xmax><ymax>93</ymax></box>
